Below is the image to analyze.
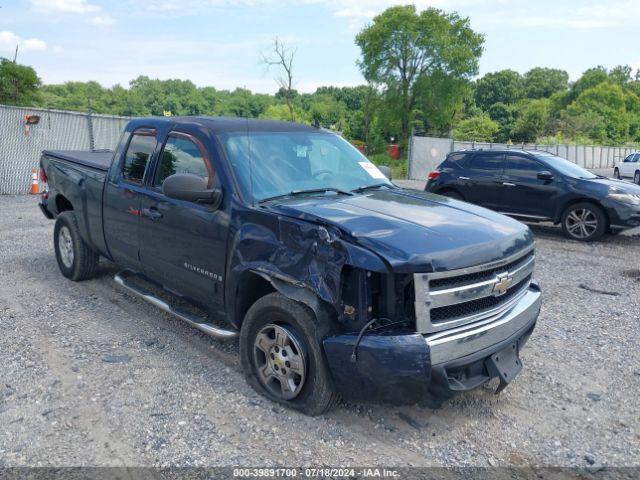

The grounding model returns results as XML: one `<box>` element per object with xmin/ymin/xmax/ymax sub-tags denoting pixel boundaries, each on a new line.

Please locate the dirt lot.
<box><xmin>1</xmin><ymin>194</ymin><xmax>639</xmax><ymax>468</ymax></box>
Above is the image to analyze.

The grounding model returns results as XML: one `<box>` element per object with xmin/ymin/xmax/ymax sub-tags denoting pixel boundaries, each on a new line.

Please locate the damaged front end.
<box><xmin>227</xmin><ymin>202</ymin><xmax>540</xmax><ymax>406</ymax></box>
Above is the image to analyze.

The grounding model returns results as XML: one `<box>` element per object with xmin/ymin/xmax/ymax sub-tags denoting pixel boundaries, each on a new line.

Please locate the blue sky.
<box><xmin>2</xmin><ymin>0</ymin><xmax>640</xmax><ymax>93</ymax></box>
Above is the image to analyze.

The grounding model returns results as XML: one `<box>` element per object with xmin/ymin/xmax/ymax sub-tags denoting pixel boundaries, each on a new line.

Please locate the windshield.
<box><xmin>534</xmin><ymin>153</ymin><xmax>597</xmax><ymax>179</ymax></box>
<box><xmin>218</xmin><ymin>131</ymin><xmax>392</xmax><ymax>202</ymax></box>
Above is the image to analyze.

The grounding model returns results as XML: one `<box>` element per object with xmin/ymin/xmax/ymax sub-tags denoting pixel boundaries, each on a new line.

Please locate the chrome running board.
<box><xmin>114</xmin><ymin>270</ymin><xmax>238</xmax><ymax>340</ymax></box>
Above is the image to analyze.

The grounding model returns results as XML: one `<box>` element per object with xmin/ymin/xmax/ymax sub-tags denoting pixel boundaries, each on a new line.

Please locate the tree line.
<box><xmin>2</xmin><ymin>4</ymin><xmax>640</xmax><ymax>157</ymax></box>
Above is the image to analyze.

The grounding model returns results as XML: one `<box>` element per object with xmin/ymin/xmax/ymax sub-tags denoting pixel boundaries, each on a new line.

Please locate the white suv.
<box><xmin>614</xmin><ymin>153</ymin><xmax>640</xmax><ymax>184</ymax></box>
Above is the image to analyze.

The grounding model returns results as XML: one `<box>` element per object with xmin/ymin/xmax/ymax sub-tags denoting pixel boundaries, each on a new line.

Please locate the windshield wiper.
<box><xmin>258</xmin><ymin>187</ymin><xmax>354</xmax><ymax>204</ymax></box>
<box><xmin>351</xmin><ymin>182</ymin><xmax>393</xmax><ymax>194</ymax></box>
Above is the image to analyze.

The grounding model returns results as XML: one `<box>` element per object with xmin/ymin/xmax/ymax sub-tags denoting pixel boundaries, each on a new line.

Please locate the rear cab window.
<box><xmin>121</xmin><ymin>128</ymin><xmax>157</xmax><ymax>185</ymax></box>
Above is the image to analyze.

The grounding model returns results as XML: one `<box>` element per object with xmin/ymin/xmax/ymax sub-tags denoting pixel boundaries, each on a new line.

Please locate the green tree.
<box><xmin>474</xmin><ymin>69</ymin><xmax>522</xmax><ymax>110</ymax></box>
<box><xmin>512</xmin><ymin>98</ymin><xmax>552</xmax><ymax>142</ymax></box>
<box><xmin>566</xmin><ymin>82</ymin><xmax>630</xmax><ymax>143</ymax></box>
<box><xmin>566</xmin><ymin>66</ymin><xmax>608</xmax><ymax>104</ymax></box>
<box><xmin>522</xmin><ymin>67</ymin><xmax>568</xmax><ymax>99</ymax></box>
<box><xmin>0</xmin><ymin>58</ymin><xmax>41</xmax><ymax>105</ymax></box>
<box><xmin>487</xmin><ymin>102</ymin><xmax>515</xmax><ymax>142</ymax></box>
<box><xmin>452</xmin><ymin>115</ymin><xmax>498</xmax><ymax>141</ymax></box>
<box><xmin>356</xmin><ymin>5</ymin><xmax>483</xmax><ymax>152</ymax></box>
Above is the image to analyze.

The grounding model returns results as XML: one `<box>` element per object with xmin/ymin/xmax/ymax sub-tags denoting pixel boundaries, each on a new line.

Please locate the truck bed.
<box><xmin>42</xmin><ymin>150</ymin><xmax>113</xmax><ymax>171</ymax></box>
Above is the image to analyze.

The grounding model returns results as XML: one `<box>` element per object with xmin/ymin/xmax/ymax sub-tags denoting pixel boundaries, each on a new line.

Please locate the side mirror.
<box><xmin>537</xmin><ymin>171</ymin><xmax>554</xmax><ymax>181</ymax></box>
<box><xmin>377</xmin><ymin>165</ymin><xmax>393</xmax><ymax>180</ymax></box>
<box><xmin>162</xmin><ymin>173</ymin><xmax>222</xmax><ymax>206</ymax></box>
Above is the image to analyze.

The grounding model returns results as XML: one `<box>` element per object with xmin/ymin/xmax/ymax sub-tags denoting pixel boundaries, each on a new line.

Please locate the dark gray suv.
<box><xmin>425</xmin><ymin>149</ymin><xmax>640</xmax><ymax>241</ymax></box>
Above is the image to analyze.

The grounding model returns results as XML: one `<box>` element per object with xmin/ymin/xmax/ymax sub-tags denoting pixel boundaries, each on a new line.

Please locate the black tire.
<box><xmin>560</xmin><ymin>202</ymin><xmax>607</xmax><ymax>242</ymax></box>
<box><xmin>240</xmin><ymin>292</ymin><xmax>340</xmax><ymax>416</ymax></box>
<box><xmin>614</xmin><ymin>168</ymin><xmax>621</xmax><ymax>179</ymax></box>
<box><xmin>635</xmin><ymin>170</ymin><xmax>640</xmax><ymax>185</ymax></box>
<box><xmin>439</xmin><ymin>189</ymin><xmax>463</xmax><ymax>201</ymax></box>
<box><xmin>54</xmin><ymin>211</ymin><xmax>99</xmax><ymax>281</ymax></box>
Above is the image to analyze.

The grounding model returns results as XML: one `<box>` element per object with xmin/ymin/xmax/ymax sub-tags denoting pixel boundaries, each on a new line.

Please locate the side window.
<box><xmin>122</xmin><ymin>129</ymin><xmax>157</xmax><ymax>184</ymax></box>
<box><xmin>633</xmin><ymin>154</ymin><xmax>640</xmax><ymax>163</ymax></box>
<box><xmin>506</xmin><ymin>155</ymin><xmax>546</xmax><ymax>178</ymax></box>
<box><xmin>469</xmin><ymin>152</ymin><xmax>504</xmax><ymax>172</ymax></box>
<box><xmin>624</xmin><ymin>155</ymin><xmax>634</xmax><ymax>163</ymax></box>
<box><xmin>155</xmin><ymin>134</ymin><xmax>215</xmax><ymax>188</ymax></box>
<box><xmin>446</xmin><ymin>153</ymin><xmax>468</xmax><ymax>168</ymax></box>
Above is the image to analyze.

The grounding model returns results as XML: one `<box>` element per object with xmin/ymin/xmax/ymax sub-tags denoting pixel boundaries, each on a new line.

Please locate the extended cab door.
<box><xmin>138</xmin><ymin>129</ymin><xmax>228</xmax><ymax>309</ymax></box>
<box><xmin>103</xmin><ymin>128</ymin><xmax>158</xmax><ymax>269</ymax></box>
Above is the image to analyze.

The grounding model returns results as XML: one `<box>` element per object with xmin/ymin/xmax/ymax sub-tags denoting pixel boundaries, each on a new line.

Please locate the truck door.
<box><xmin>103</xmin><ymin>128</ymin><xmax>158</xmax><ymax>269</ymax></box>
<box><xmin>138</xmin><ymin>130</ymin><xmax>228</xmax><ymax>309</ymax></box>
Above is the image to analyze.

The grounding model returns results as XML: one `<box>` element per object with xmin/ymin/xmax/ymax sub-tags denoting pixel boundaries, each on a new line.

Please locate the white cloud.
<box><xmin>483</xmin><ymin>0</ymin><xmax>640</xmax><ymax>29</ymax></box>
<box><xmin>0</xmin><ymin>31</ymin><xmax>47</xmax><ymax>53</ymax></box>
<box><xmin>30</xmin><ymin>0</ymin><xmax>100</xmax><ymax>14</ymax></box>
<box><xmin>89</xmin><ymin>15</ymin><xmax>116</xmax><ymax>26</ymax></box>
<box><xmin>30</xmin><ymin>0</ymin><xmax>117</xmax><ymax>28</ymax></box>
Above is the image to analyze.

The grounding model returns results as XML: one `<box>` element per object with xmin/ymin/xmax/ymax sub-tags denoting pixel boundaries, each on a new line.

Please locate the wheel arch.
<box><xmin>55</xmin><ymin>194</ymin><xmax>74</xmax><ymax>214</ymax></box>
<box><xmin>233</xmin><ymin>269</ymin><xmax>338</xmax><ymax>336</ymax></box>
<box><xmin>555</xmin><ymin>197</ymin><xmax>610</xmax><ymax>228</ymax></box>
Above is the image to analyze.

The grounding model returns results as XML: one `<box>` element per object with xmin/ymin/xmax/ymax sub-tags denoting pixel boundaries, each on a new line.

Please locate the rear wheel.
<box><xmin>54</xmin><ymin>211</ymin><xmax>99</xmax><ymax>281</ymax></box>
<box><xmin>240</xmin><ymin>293</ymin><xmax>339</xmax><ymax>415</ymax></box>
<box><xmin>560</xmin><ymin>203</ymin><xmax>607</xmax><ymax>242</ymax></box>
<box><xmin>614</xmin><ymin>168</ymin><xmax>621</xmax><ymax>179</ymax></box>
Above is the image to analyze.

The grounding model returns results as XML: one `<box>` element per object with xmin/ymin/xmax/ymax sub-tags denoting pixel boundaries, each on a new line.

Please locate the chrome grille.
<box><xmin>414</xmin><ymin>247</ymin><xmax>535</xmax><ymax>334</ymax></box>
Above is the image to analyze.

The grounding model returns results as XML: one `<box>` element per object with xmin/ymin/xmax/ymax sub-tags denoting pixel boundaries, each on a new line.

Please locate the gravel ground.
<box><xmin>0</xmin><ymin>194</ymin><xmax>639</xmax><ymax>468</ymax></box>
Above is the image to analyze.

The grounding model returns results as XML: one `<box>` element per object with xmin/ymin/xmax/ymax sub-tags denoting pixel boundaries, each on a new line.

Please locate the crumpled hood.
<box><xmin>267</xmin><ymin>189</ymin><xmax>534</xmax><ymax>273</ymax></box>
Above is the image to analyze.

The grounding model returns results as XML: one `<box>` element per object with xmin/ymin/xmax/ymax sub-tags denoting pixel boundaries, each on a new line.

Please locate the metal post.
<box><xmin>87</xmin><ymin>112</ymin><xmax>95</xmax><ymax>152</ymax></box>
<box><xmin>407</xmin><ymin>129</ymin><xmax>413</xmax><ymax>179</ymax></box>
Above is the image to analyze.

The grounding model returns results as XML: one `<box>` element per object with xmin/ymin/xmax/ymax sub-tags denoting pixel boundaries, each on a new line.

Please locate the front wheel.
<box><xmin>614</xmin><ymin>168</ymin><xmax>621</xmax><ymax>179</ymax></box>
<box><xmin>54</xmin><ymin>211</ymin><xmax>99</xmax><ymax>281</ymax></box>
<box><xmin>560</xmin><ymin>203</ymin><xmax>607</xmax><ymax>242</ymax></box>
<box><xmin>240</xmin><ymin>292</ymin><xmax>339</xmax><ymax>415</ymax></box>
<box><xmin>635</xmin><ymin>170</ymin><xmax>640</xmax><ymax>185</ymax></box>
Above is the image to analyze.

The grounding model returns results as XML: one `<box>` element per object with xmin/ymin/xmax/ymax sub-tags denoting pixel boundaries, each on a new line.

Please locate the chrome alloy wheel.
<box><xmin>253</xmin><ymin>324</ymin><xmax>306</xmax><ymax>400</ymax></box>
<box><xmin>565</xmin><ymin>208</ymin><xmax>598</xmax><ymax>239</ymax></box>
<box><xmin>58</xmin><ymin>226</ymin><xmax>74</xmax><ymax>268</ymax></box>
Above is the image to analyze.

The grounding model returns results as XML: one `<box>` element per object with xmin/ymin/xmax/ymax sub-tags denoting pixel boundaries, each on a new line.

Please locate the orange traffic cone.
<box><xmin>30</xmin><ymin>167</ymin><xmax>40</xmax><ymax>195</ymax></box>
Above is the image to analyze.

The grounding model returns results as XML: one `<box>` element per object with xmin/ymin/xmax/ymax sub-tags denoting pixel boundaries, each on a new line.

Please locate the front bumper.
<box><xmin>323</xmin><ymin>282</ymin><xmax>541</xmax><ymax>405</ymax></box>
<box><xmin>603</xmin><ymin>199</ymin><xmax>640</xmax><ymax>229</ymax></box>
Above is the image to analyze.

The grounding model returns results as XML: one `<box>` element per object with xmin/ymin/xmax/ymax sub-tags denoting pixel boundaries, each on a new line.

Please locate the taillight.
<box><xmin>39</xmin><ymin>168</ymin><xmax>47</xmax><ymax>183</ymax></box>
<box><xmin>427</xmin><ymin>171</ymin><xmax>440</xmax><ymax>180</ymax></box>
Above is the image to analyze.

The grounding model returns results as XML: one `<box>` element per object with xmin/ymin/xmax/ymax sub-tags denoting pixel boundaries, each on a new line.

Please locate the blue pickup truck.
<box><xmin>39</xmin><ymin>116</ymin><xmax>541</xmax><ymax>415</ymax></box>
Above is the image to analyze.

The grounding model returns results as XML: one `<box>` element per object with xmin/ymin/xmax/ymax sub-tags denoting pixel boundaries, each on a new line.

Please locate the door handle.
<box><xmin>141</xmin><ymin>207</ymin><xmax>163</xmax><ymax>220</ymax></box>
<box><xmin>459</xmin><ymin>176</ymin><xmax>470</xmax><ymax>180</ymax></box>
<box><xmin>502</xmin><ymin>182</ymin><xmax>516</xmax><ymax>187</ymax></box>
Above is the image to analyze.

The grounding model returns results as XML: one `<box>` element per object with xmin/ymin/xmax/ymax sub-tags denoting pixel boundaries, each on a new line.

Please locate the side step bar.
<box><xmin>114</xmin><ymin>271</ymin><xmax>238</xmax><ymax>340</ymax></box>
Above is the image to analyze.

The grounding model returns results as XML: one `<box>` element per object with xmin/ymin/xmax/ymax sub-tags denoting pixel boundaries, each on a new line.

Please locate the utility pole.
<box><xmin>13</xmin><ymin>44</ymin><xmax>18</xmax><ymax>63</ymax></box>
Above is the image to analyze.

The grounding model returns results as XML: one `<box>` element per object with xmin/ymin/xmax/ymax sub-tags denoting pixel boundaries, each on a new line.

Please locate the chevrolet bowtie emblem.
<box><xmin>492</xmin><ymin>272</ymin><xmax>513</xmax><ymax>297</ymax></box>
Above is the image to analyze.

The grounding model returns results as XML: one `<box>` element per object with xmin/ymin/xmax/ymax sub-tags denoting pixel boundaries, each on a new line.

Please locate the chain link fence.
<box><xmin>0</xmin><ymin>104</ymin><xmax>131</xmax><ymax>195</ymax></box>
<box><xmin>408</xmin><ymin>135</ymin><xmax>636</xmax><ymax>181</ymax></box>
